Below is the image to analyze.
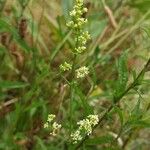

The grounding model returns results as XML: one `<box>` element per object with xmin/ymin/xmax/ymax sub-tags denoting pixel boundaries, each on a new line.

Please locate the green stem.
<box><xmin>69</xmin><ymin>49</ymin><xmax>77</xmax><ymax>134</ymax></box>
<box><xmin>69</xmin><ymin>27</ymin><xmax>80</xmax><ymax>133</ymax></box>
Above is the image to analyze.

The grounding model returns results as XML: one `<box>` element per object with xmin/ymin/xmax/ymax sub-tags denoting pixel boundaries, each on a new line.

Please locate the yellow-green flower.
<box><xmin>76</xmin><ymin>66</ymin><xmax>89</xmax><ymax>78</ymax></box>
<box><xmin>60</xmin><ymin>62</ymin><xmax>72</xmax><ymax>71</ymax></box>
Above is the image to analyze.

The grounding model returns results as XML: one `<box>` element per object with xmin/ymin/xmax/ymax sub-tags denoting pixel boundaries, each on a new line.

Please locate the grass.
<box><xmin>0</xmin><ymin>0</ymin><xmax>150</xmax><ymax>150</ymax></box>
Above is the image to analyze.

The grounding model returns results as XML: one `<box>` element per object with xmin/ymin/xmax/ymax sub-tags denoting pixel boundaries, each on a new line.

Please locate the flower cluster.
<box><xmin>76</xmin><ymin>66</ymin><xmax>89</xmax><ymax>78</ymax></box>
<box><xmin>67</xmin><ymin>0</ymin><xmax>91</xmax><ymax>54</ymax></box>
<box><xmin>70</xmin><ymin>114</ymin><xmax>99</xmax><ymax>144</ymax></box>
<box><xmin>70</xmin><ymin>131</ymin><xmax>82</xmax><ymax>144</ymax></box>
<box><xmin>50</xmin><ymin>122</ymin><xmax>62</xmax><ymax>136</ymax></box>
<box><xmin>67</xmin><ymin>0</ymin><xmax>88</xmax><ymax>29</ymax></box>
<box><xmin>44</xmin><ymin>114</ymin><xmax>61</xmax><ymax>136</ymax></box>
<box><xmin>60</xmin><ymin>0</ymin><xmax>90</xmax><ymax>78</ymax></box>
<box><xmin>60</xmin><ymin>62</ymin><xmax>72</xmax><ymax>71</ymax></box>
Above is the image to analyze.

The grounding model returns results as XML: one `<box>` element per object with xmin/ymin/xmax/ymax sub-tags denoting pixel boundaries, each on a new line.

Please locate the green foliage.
<box><xmin>0</xmin><ymin>0</ymin><xmax>150</xmax><ymax>150</ymax></box>
<box><xmin>130</xmin><ymin>0</ymin><xmax>150</xmax><ymax>12</ymax></box>
<box><xmin>114</xmin><ymin>51</ymin><xmax>128</xmax><ymax>101</ymax></box>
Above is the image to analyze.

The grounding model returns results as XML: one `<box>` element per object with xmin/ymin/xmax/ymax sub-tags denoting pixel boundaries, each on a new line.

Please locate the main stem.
<box><xmin>75</xmin><ymin>58</ymin><xmax>150</xmax><ymax>149</ymax></box>
<box><xmin>69</xmin><ymin>54</ymin><xmax>77</xmax><ymax>133</ymax></box>
<box><xmin>69</xmin><ymin>28</ymin><xmax>80</xmax><ymax>132</ymax></box>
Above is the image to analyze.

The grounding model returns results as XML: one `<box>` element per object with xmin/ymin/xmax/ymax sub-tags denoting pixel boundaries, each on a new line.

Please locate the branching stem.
<box><xmin>75</xmin><ymin>58</ymin><xmax>150</xmax><ymax>149</ymax></box>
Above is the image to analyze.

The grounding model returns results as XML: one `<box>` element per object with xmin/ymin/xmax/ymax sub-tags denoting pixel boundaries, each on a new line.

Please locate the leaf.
<box><xmin>114</xmin><ymin>51</ymin><xmax>128</xmax><ymax>100</ymax></box>
<box><xmin>85</xmin><ymin>135</ymin><xmax>114</xmax><ymax>145</ymax></box>
<box><xmin>128</xmin><ymin>120</ymin><xmax>150</xmax><ymax>128</ymax></box>
<box><xmin>0</xmin><ymin>81</ymin><xmax>29</xmax><ymax>89</ymax></box>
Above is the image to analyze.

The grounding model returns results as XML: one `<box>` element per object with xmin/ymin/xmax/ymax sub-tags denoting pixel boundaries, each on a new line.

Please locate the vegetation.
<box><xmin>0</xmin><ymin>0</ymin><xmax>150</xmax><ymax>150</ymax></box>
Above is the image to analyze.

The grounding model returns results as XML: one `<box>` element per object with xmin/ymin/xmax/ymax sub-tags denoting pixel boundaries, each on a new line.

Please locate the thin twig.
<box><xmin>104</xmin><ymin>5</ymin><xmax>118</xmax><ymax>29</ymax></box>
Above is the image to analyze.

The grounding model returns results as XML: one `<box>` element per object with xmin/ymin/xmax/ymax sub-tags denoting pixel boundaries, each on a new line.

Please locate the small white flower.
<box><xmin>76</xmin><ymin>66</ymin><xmax>89</xmax><ymax>78</ymax></box>
<box><xmin>75</xmin><ymin>46</ymin><xmax>86</xmax><ymax>53</ymax></box>
<box><xmin>84</xmin><ymin>31</ymin><xmax>91</xmax><ymax>40</ymax></box>
<box><xmin>77</xmin><ymin>31</ymin><xmax>91</xmax><ymax>45</ymax></box>
<box><xmin>71</xmin><ymin>130</ymin><xmax>82</xmax><ymax>144</ymax></box>
<box><xmin>66</xmin><ymin>21</ymin><xmax>74</xmax><ymax>27</ymax></box>
<box><xmin>83</xmin><ymin>8</ymin><xmax>88</xmax><ymax>13</ymax></box>
<box><xmin>44</xmin><ymin>122</ymin><xmax>49</xmax><ymax>128</ymax></box>
<box><xmin>77</xmin><ymin>119</ymin><xmax>92</xmax><ymax>135</ymax></box>
<box><xmin>47</xmin><ymin>114</ymin><xmax>56</xmax><ymax>123</ymax></box>
<box><xmin>87</xmin><ymin>115</ymin><xmax>99</xmax><ymax>126</ymax></box>
<box><xmin>77</xmin><ymin>18</ymin><xmax>87</xmax><ymax>27</ymax></box>
<box><xmin>70</xmin><ymin>114</ymin><xmax>99</xmax><ymax>144</ymax></box>
<box><xmin>50</xmin><ymin>122</ymin><xmax>62</xmax><ymax>136</ymax></box>
<box><xmin>70</xmin><ymin>10</ymin><xmax>76</xmax><ymax>16</ymax></box>
<box><xmin>76</xmin><ymin>0</ymin><xmax>83</xmax><ymax>4</ymax></box>
<box><xmin>44</xmin><ymin>114</ymin><xmax>62</xmax><ymax>137</ymax></box>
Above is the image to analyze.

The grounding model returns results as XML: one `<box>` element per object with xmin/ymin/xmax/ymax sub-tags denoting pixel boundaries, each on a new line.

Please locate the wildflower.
<box><xmin>66</xmin><ymin>21</ymin><xmax>74</xmax><ymax>27</ymax></box>
<box><xmin>66</xmin><ymin>0</ymin><xmax>91</xmax><ymax>54</ymax></box>
<box><xmin>50</xmin><ymin>122</ymin><xmax>62</xmax><ymax>136</ymax></box>
<box><xmin>77</xmin><ymin>31</ymin><xmax>91</xmax><ymax>45</ymax></box>
<box><xmin>87</xmin><ymin>115</ymin><xmax>99</xmax><ymax>126</ymax></box>
<box><xmin>70</xmin><ymin>10</ymin><xmax>77</xmax><ymax>17</ymax></box>
<box><xmin>70</xmin><ymin>114</ymin><xmax>99</xmax><ymax>144</ymax></box>
<box><xmin>60</xmin><ymin>62</ymin><xmax>72</xmax><ymax>71</ymax></box>
<box><xmin>70</xmin><ymin>130</ymin><xmax>82</xmax><ymax>144</ymax></box>
<box><xmin>77</xmin><ymin>119</ymin><xmax>92</xmax><ymax>135</ymax></box>
<box><xmin>76</xmin><ymin>66</ymin><xmax>89</xmax><ymax>78</ymax></box>
<box><xmin>75</xmin><ymin>46</ymin><xmax>86</xmax><ymax>53</ymax></box>
<box><xmin>44</xmin><ymin>122</ymin><xmax>49</xmax><ymax>128</ymax></box>
<box><xmin>83</xmin><ymin>8</ymin><xmax>88</xmax><ymax>13</ymax></box>
<box><xmin>44</xmin><ymin>114</ymin><xmax>61</xmax><ymax>137</ymax></box>
<box><xmin>47</xmin><ymin>114</ymin><xmax>56</xmax><ymax>123</ymax></box>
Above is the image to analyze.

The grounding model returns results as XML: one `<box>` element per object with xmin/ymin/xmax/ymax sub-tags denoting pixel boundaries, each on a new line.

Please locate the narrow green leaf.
<box><xmin>0</xmin><ymin>81</ymin><xmax>29</xmax><ymax>89</ymax></box>
<box><xmin>114</xmin><ymin>51</ymin><xmax>128</xmax><ymax>100</ymax></box>
<box><xmin>128</xmin><ymin>120</ymin><xmax>150</xmax><ymax>128</ymax></box>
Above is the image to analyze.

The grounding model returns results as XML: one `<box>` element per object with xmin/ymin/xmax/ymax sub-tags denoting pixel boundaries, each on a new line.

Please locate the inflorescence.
<box><xmin>67</xmin><ymin>0</ymin><xmax>91</xmax><ymax>55</ymax></box>
<box><xmin>59</xmin><ymin>0</ymin><xmax>90</xmax><ymax>79</ymax></box>
<box><xmin>76</xmin><ymin>66</ymin><xmax>89</xmax><ymax>78</ymax></box>
<box><xmin>70</xmin><ymin>115</ymin><xmax>99</xmax><ymax>144</ymax></box>
<box><xmin>60</xmin><ymin>62</ymin><xmax>72</xmax><ymax>72</ymax></box>
<box><xmin>44</xmin><ymin>114</ymin><xmax>61</xmax><ymax>136</ymax></box>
